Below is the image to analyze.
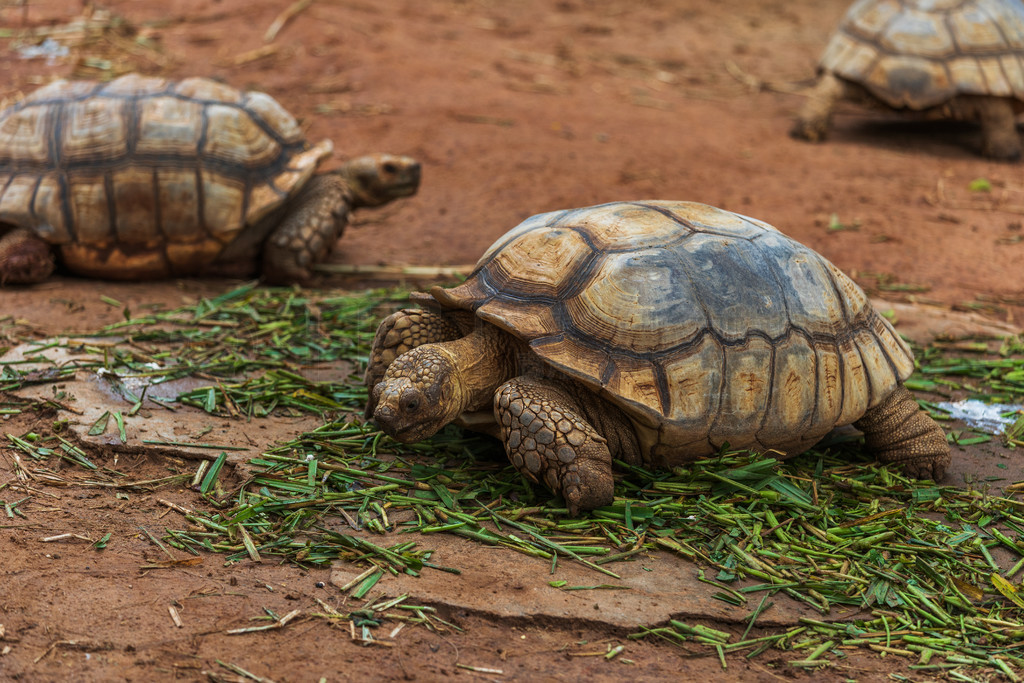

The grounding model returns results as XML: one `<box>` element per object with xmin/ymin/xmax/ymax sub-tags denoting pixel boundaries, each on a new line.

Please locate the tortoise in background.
<box><xmin>0</xmin><ymin>74</ymin><xmax>420</xmax><ymax>284</ymax></box>
<box><xmin>365</xmin><ymin>201</ymin><xmax>950</xmax><ymax>515</ymax></box>
<box><xmin>791</xmin><ymin>0</ymin><xmax>1024</xmax><ymax>160</ymax></box>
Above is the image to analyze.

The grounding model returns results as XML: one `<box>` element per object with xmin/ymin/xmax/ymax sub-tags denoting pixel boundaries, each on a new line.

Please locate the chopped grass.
<box><xmin>1</xmin><ymin>285</ymin><xmax>1022</xmax><ymax>674</ymax></box>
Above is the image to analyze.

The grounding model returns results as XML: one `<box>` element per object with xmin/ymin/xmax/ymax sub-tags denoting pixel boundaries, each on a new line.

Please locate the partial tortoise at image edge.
<box><xmin>0</xmin><ymin>74</ymin><xmax>420</xmax><ymax>285</ymax></box>
<box><xmin>365</xmin><ymin>200</ymin><xmax>951</xmax><ymax>515</ymax></box>
<box><xmin>792</xmin><ymin>0</ymin><xmax>1024</xmax><ymax>160</ymax></box>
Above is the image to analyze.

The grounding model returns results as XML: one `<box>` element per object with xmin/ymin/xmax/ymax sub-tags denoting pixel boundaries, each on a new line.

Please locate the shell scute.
<box><xmin>755</xmin><ymin>334</ymin><xmax>819</xmax><ymax>450</ymax></box>
<box><xmin>551</xmin><ymin>201</ymin><xmax>695</xmax><ymax>251</ymax></box>
<box><xmin>111</xmin><ymin>167</ymin><xmax>159</xmax><ymax>243</ymax></box>
<box><xmin>61</xmin><ymin>98</ymin><xmax>130</xmax><ymax>164</ymax></box>
<box><xmin>66</xmin><ymin>173</ymin><xmax>112</xmax><ymax>246</ymax></box>
<box><xmin>135</xmin><ymin>96</ymin><xmax>204</xmax><ymax>156</ymax></box>
<box><xmin>0</xmin><ymin>175</ymin><xmax>38</xmax><ymax>230</ymax></box>
<box><xmin>32</xmin><ymin>174</ymin><xmax>69</xmax><ymax>242</ymax></box>
<box><xmin>679</xmin><ymin>232</ymin><xmax>789</xmax><ymax>341</ymax></box>
<box><xmin>565</xmin><ymin>248</ymin><xmax>704</xmax><ymax>353</ymax></box>
<box><xmin>201</xmin><ymin>103</ymin><xmax>281</xmax><ymax>168</ymax></box>
<box><xmin>154</xmin><ymin>168</ymin><xmax>200</xmax><ymax>242</ymax></box>
<box><xmin>711</xmin><ymin>337</ymin><xmax>774</xmax><ymax>450</ymax></box>
<box><xmin>0</xmin><ymin>104</ymin><xmax>53</xmax><ymax>164</ymax></box>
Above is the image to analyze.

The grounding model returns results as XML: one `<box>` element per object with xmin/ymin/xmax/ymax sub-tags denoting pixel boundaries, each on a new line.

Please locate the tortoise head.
<box><xmin>371</xmin><ymin>345</ymin><xmax>464</xmax><ymax>443</ymax></box>
<box><xmin>338</xmin><ymin>153</ymin><xmax>421</xmax><ymax>208</ymax></box>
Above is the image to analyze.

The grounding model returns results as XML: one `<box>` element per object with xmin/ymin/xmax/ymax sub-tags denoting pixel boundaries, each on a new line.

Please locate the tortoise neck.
<box><xmin>328</xmin><ymin>168</ymin><xmax>363</xmax><ymax>208</ymax></box>
<box><xmin>442</xmin><ymin>323</ymin><xmax>518</xmax><ymax>414</ymax></box>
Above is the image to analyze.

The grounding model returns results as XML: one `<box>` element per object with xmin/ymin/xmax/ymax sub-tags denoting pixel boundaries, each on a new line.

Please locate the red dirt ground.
<box><xmin>1</xmin><ymin>1</ymin><xmax>1023</xmax><ymax>681</ymax></box>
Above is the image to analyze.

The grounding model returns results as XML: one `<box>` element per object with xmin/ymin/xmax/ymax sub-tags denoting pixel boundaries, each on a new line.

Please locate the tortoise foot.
<box><xmin>981</xmin><ymin>138</ymin><xmax>1022</xmax><ymax>161</ymax></box>
<box><xmin>790</xmin><ymin>74</ymin><xmax>845</xmax><ymax>144</ymax></box>
<box><xmin>789</xmin><ymin>117</ymin><xmax>829</xmax><ymax>143</ymax></box>
<box><xmin>0</xmin><ymin>229</ymin><xmax>54</xmax><ymax>284</ymax></box>
<box><xmin>495</xmin><ymin>377</ymin><xmax>614</xmax><ymax>516</ymax></box>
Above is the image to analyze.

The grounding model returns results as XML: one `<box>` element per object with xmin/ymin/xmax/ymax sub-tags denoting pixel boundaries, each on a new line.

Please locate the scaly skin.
<box><xmin>262</xmin><ymin>175</ymin><xmax>351</xmax><ymax>285</ymax></box>
<box><xmin>494</xmin><ymin>377</ymin><xmax>620</xmax><ymax>515</ymax></box>
<box><xmin>370</xmin><ymin>324</ymin><xmax>517</xmax><ymax>443</ymax></box>
<box><xmin>370</xmin><ymin>320</ymin><xmax>643</xmax><ymax>514</ymax></box>
<box><xmin>364</xmin><ymin>308</ymin><xmax>467</xmax><ymax>418</ymax></box>
<box><xmin>263</xmin><ymin>154</ymin><xmax>421</xmax><ymax>285</ymax></box>
<box><xmin>854</xmin><ymin>384</ymin><xmax>950</xmax><ymax>479</ymax></box>
<box><xmin>0</xmin><ymin>228</ymin><xmax>54</xmax><ymax>284</ymax></box>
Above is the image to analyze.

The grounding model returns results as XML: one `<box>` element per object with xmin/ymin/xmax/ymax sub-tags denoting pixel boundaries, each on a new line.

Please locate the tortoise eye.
<box><xmin>400</xmin><ymin>388</ymin><xmax>421</xmax><ymax>414</ymax></box>
<box><xmin>382</xmin><ymin>162</ymin><xmax>398</xmax><ymax>174</ymax></box>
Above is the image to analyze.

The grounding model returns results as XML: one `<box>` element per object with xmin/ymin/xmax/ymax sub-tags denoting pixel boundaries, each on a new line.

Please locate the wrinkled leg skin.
<box><xmin>974</xmin><ymin>97</ymin><xmax>1022</xmax><ymax>161</ymax></box>
<box><xmin>263</xmin><ymin>175</ymin><xmax>350</xmax><ymax>285</ymax></box>
<box><xmin>494</xmin><ymin>377</ymin><xmax>614</xmax><ymax>515</ymax></box>
<box><xmin>363</xmin><ymin>308</ymin><xmax>464</xmax><ymax>417</ymax></box>
<box><xmin>854</xmin><ymin>385</ymin><xmax>950</xmax><ymax>480</ymax></box>
<box><xmin>790</xmin><ymin>72</ymin><xmax>846</xmax><ymax>143</ymax></box>
<box><xmin>0</xmin><ymin>228</ymin><xmax>54</xmax><ymax>284</ymax></box>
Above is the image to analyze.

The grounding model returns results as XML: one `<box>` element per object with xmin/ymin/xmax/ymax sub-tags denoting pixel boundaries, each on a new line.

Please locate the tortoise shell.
<box><xmin>0</xmin><ymin>74</ymin><xmax>331</xmax><ymax>278</ymax></box>
<box><xmin>429</xmin><ymin>201</ymin><xmax>915</xmax><ymax>466</ymax></box>
<box><xmin>818</xmin><ymin>0</ymin><xmax>1024</xmax><ymax>109</ymax></box>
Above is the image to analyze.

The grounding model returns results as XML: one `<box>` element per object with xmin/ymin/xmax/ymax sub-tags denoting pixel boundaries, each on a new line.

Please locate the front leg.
<box><xmin>790</xmin><ymin>71</ymin><xmax>846</xmax><ymax>143</ymax></box>
<box><xmin>262</xmin><ymin>175</ymin><xmax>350</xmax><ymax>285</ymax></box>
<box><xmin>364</xmin><ymin>308</ymin><xmax>464</xmax><ymax>417</ymax></box>
<box><xmin>495</xmin><ymin>377</ymin><xmax>615</xmax><ymax>515</ymax></box>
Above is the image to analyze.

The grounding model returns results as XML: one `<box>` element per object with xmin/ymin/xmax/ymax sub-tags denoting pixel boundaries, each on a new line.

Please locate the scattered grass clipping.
<box><xmin>2</xmin><ymin>286</ymin><xmax>1022</xmax><ymax>674</ymax></box>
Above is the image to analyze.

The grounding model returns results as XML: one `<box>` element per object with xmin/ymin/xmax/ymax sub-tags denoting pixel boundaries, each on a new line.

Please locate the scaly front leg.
<box><xmin>494</xmin><ymin>377</ymin><xmax>615</xmax><ymax>515</ymax></box>
<box><xmin>262</xmin><ymin>175</ymin><xmax>351</xmax><ymax>285</ymax></box>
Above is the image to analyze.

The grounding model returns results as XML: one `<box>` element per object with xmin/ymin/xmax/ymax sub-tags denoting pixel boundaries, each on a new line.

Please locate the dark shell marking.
<box><xmin>430</xmin><ymin>200</ymin><xmax>915</xmax><ymax>466</ymax></box>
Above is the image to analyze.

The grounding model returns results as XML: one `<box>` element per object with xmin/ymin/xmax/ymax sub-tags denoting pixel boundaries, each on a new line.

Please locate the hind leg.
<box><xmin>0</xmin><ymin>228</ymin><xmax>54</xmax><ymax>284</ymax></box>
<box><xmin>854</xmin><ymin>384</ymin><xmax>950</xmax><ymax>479</ymax></box>
<box><xmin>974</xmin><ymin>97</ymin><xmax>1021</xmax><ymax>160</ymax></box>
<box><xmin>791</xmin><ymin>72</ymin><xmax>847</xmax><ymax>143</ymax></box>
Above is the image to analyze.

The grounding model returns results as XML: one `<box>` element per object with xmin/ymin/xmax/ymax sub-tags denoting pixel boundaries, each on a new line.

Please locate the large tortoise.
<box><xmin>791</xmin><ymin>0</ymin><xmax>1024</xmax><ymax>159</ymax></box>
<box><xmin>366</xmin><ymin>201</ymin><xmax>950</xmax><ymax>514</ymax></box>
<box><xmin>0</xmin><ymin>74</ymin><xmax>420</xmax><ymax>284</ymax></box>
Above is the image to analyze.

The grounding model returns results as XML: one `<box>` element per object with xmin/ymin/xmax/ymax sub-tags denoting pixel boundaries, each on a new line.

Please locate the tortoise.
<box><xmin>791</xmin><ymin>0</ymin><xmax>1024</xmax><ymax>159</ymax></box>
<box><xmin>0</xmin><ymin>73</ymin><xmax>421</xmax><ymax>284</ymax></box>
<box><xmin>365</xmin><ymin>201</ymin><xmax>950</xmax><ymax>515</ymax></box>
